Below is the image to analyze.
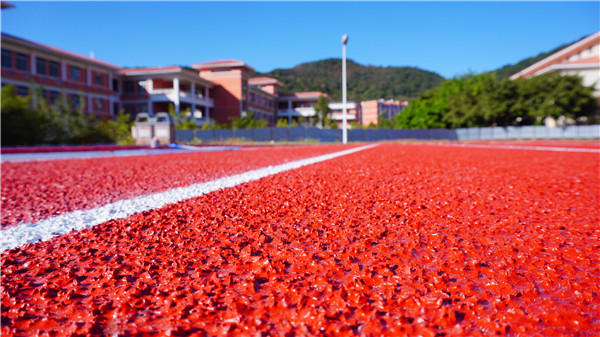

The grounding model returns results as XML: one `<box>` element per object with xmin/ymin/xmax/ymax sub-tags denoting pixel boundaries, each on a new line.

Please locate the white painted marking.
<box><xmin>0</xmin><ymin>144</ymin><xmax>377</xmax><ymax>251</ymax></box>
<box><xmin>431</xmin><ymin>143</ymin><xmax>599</xmax><ymax>153</ymax></box>
<box><xmin>0</xmin><ymin>147</ymin><xmax>240</xmax><ymax>163</ymax></box>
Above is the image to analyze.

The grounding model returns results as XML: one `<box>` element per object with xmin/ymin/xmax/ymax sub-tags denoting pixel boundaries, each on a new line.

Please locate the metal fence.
<box><xmin>176</xmin><ymin>125</ymin><xmax>600</xmax><ymax>143</ymax></box>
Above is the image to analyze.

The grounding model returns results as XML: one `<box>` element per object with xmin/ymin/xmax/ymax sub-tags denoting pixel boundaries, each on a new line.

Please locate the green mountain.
<box><xmin>493</xmin><ymin>36</ymin><xmax>586</xmax><ymax>79</ymax></box>
<box><xmin>252</xmin><ymin>36</ymin><xmax>584</xmax><ymax>102</ymax></box>
<box><xmin>252</xmin><ymin>58</ymin><xmax>444</xmax><ymax>101</ymax></box>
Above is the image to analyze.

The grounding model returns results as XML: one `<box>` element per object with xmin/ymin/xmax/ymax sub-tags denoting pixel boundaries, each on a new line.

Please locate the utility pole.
<box><xmin>342</xmin><ymin>34</ymin><xmax>348</xmax><ymax>144</ymax></box>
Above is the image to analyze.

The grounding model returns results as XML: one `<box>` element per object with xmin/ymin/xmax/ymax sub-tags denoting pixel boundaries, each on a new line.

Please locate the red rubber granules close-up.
<box><xmin>0</xmin><ymin>145</ymin><xmax>351</xmax><ymax>228</ymax></box>
<box><xmin>1</xmin><ymin>142</ymin><xmax>599</xmax><ymax>336</ymax></box>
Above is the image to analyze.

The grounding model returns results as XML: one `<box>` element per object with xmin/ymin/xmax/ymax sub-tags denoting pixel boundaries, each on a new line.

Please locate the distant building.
<box><xmin>119</xmin><ymin>66</ymin><xmax>215</xmax><ymax>123</ymax></box>
<box><xmin>277</xmin><ymin>91</ymin><xmax>330</xmax><ymax>124</ymax></box>
<box><xmin>328</xmin><ymin>101</ymin><xmax>359</xmax><ymax>126</ymax></box>
<box><xmin>510</xmin><ymin>31</ymin><xmax>600</xmax><ymax>103</ymax></box>
<box><xmin>1</xmin><ymin>31</ymin><xmax>408</xmax><ymax>128</ymax></box>
<box><xmin>1</xmin><ymin>33</ymin><xmax>121</xmax><ymax>119</ymax></box>
<box><xmin>360</xmin><ymin>99</ymin><xmax>409</xmax><ymax>127</ymax></box>
<box><xmin>247</xmin><ymin>77</ymin><xmax>281</xmax><ymax>125</ymax></box>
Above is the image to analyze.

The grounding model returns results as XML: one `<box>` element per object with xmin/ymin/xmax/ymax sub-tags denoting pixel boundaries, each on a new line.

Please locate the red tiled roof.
<box><xmin>557</xmin><ymin>57</ymin><xmax>600</xmax><ymax>65</ymax></box>
<box><xmin>510</xmin><ymin>31</ymin><xmax>600</xmax><ymax>79</ymax></box>
<box><xmin>1</xmin><ymin>33</ymin><xmax>122</xmax><ymax>70</ymax></box>
<box><xmin>280</xmin><ymin>91</ymin><xmax>328</xmax><ymax>98</ymax></box>
<box><xmin>119</xmin><ymin>66</ymin><xmax>182</xmax><ymax>75</ymax></box>
<box><xmin>191</xmin><ymin>59</ymin><xmax>255</xmax><ymax>72</ymax></box>
<box><xmin>119</xmin><ymin>66</ymin><xmax>214</xmax><ymax>86</ymax></box>
<box><xmin>249</xmin><ymin>77</ymin><xmax>281</xmax><ymax>86</ymax></box>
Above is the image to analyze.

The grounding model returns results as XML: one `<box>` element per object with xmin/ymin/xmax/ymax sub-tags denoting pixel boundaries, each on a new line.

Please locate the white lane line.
<box><xmin>431</xmin><ymin>143</ymin><xmax>599</xmax><ymax>153</ymax></box>
<box><xmin>0</xmin><ymin>146</ymin><xmax>241</xmax><ymax>163</ymax></box>
<box><xmin>0</xmin><ymin>144</ymin><xmax>378</xmax><ymax>251</ymax></box>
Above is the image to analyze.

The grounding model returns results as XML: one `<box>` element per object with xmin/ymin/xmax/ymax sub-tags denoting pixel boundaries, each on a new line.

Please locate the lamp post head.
<box><xmin>342</xmin><ymin>34</ymin><xmax>348</xmax><ymax>45</ymax></box>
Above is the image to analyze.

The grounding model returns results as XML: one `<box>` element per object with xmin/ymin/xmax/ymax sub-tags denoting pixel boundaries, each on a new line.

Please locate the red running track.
<box><xmin>1</xmin><ymin>142</ymin><xmax>599</xmax><ymax>336</ymax></box>
<box><xmin>0</xmin><ymin>145</ymin><xmax>351</xmax><ymax>228</ymax></box>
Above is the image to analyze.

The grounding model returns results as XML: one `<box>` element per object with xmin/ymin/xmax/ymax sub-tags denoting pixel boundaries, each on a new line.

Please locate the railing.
<box><xmin>277</xmin><ymin>107</ymin><xmax>316</xmax><ymax>117</ymax></box>
<box><xmin>147</xmin><ymin>89</ymin><xmax>214</xmax><ymax>106</ymax></box>
<box><xmin>175</xmin><ymin>125</ymin><xmax>600</xmax><ymax>143</ymax></box>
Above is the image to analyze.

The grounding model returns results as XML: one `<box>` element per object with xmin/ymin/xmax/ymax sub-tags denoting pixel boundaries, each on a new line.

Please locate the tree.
<box><xmin>512</xmin><ymin>74</ymin><xmax>596</xmax><ymax>123</ymax></box>
<box><xmin>1</xmin><ymin>85</ymin><xmax>48</xmax><ymax>146</ymax></box>
<box><xmin>276</xmin><ymin>118</ymin><xmax>289</xmax><ymax>127</ymax></box>
<box><xmin>168</xmin><ymin>105</ymin><xmax>197</xmax><ymax>130</ymax></box>
<box><xmin>395</xmin><ymin>72</ymin><xmax>597</xmax><ymax>129</ymax></box>
<box><xmin>377</xmin><ymin>112</ymin><xmax>393</xmax><ymax>129</ymax></box>
<box><xmin>2</xmin><ymin>84</ymin><xmax>136</xmax><ymax>146</ymax></box>
<box><xmin>229</xmin><ymin>112</ymin><xmax>268</xmax><ymax>129</ymax></box>
<box><xmin>314</xmin><ymin>95</ymin><xmax>331</xmax><ymax>128</ymax></box>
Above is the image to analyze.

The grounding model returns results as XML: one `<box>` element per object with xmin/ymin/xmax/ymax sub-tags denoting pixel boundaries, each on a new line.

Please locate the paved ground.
<box><xmin>1</xmin><ymin>141</ymin><xmax>599</xmax><ymax>336</ymax></box>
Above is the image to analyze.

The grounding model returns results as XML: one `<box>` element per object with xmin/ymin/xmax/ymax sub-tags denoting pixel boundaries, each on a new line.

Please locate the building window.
<box><xmin>137</xmin><ymin>81</ymin><xmax>146</xmax><ymax>94</ymax></box>
<box><xmin>1</xmin><ymin>48</ymin><xmax>12</xmax><ymax>68</ymax></box>
<box><xmin>112</xmin><ymin>79</ymin><xmax>119</xmax><ymax>92</ymax></box>
<box><xmin>70</xmin><ymin>66</ymin><xmax>81</xmax><ymax>81</ymax></box>
<box><xmin>36</xmin><ymin>58</ymin><xmax>47</xmax><ymax>75</ymax></box>
<box><xmin>137</xmin><ymin>103</ymin><xmax>147</xmax><ymax>113</ymax></box>
<box><xmin>16</xmin><ymin>53</ymin><xmax>27</xmax><ymax>71</ymax></box>
<box><xmin>123</xmin><ymin>104</ymin><xmax>135</xmax><ymax>114</ymax></box>
<box><xmin>49</xmin><ymin>91</ymin><xmax>60</xmax><ymax>105</ymax></box>
<box><xmin>123</xmin><ymin>80</ymin><xmax>134</xmax><ymax>93</ymax></box>
<box><xmin>94</xmin><ymin>74</ymin><xmax>103</xmax><ymax>86</ymax></box>
<box><xmin>71</xmin><ymin>94</ymin><xmax>80</xmax><ymax>110</ymax></box>
<box><xmin>49</xmin><ymin>61</ymin><xmax>59</xmax><ymax>78</ymax></box>
<box><xmin>17</xmin><ymin>86</ymin><xmax>29</xmax><ymax>97</ymax></box>
<box><xmin>195</xmin><ymin>85</ymin><xmax>204</xmax><ymax>97</ymax></box>
<box><xmin>96</xmin><ymin>98</ymin><xmax>105</xmax><ymax>112</ymax></box>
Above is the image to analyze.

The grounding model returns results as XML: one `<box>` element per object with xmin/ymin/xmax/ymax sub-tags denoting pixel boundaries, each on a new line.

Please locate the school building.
<box><xmin>1</xmin><ymin>32</ymin><xmax>406</xmax><ymax>127</ymax></box>
<box><xmin>510</xmin><ymin>31</ymin><xmax>600</xmax><ymax>104</ymax></box>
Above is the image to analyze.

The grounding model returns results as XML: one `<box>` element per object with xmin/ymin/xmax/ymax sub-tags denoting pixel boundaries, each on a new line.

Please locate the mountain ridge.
<box><xmin>252</xmin><ymin>36</ymin><xmax>584</xmax><ymax>102</ymax></box>
<box><xmin>252</xmin><ymin>58</ymin><xmax>444</xmax><ymax>102</ymax></box>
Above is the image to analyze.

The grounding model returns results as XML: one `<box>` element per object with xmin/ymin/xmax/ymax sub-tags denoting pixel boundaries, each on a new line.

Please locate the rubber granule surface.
<box><xmin>0</xmin><ymin>145</ymin><xmax>348</xmax><ymax>228</ymax></box>
<box><xmin>1</xmin><ymin>143</ymin><xmax>599</xmax><ymax>336</ymax></box>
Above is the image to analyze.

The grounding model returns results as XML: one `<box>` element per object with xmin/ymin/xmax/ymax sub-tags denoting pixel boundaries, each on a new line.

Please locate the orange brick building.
<box><xmin>360</xmin><ymin>99</ymin><xmax>409</xmax><ymax>127</ymax></box>
<box><xmin>1</xmin><ymin>33</ymin><xmax>120</xmax><ymax>119</ymax></box>
<box><xmin>2</xmin><ymin>32</ymin><xmax>409</xmax><ymax>127</ymax></box>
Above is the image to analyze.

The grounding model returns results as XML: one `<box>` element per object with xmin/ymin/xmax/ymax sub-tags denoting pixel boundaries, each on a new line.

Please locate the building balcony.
<box><xmin>149</xmin><ymin>88</ymin><xmax>214</xmax><ymax>107</ymax></box>
<box><xmin>277</xmin><ymin>107</ymin><xmax>316</xmax><ymax>117</ymax></box>
<box><xmin>330</xmin><ymin>112</ymin><xmax>357</xmax><ymax>121</ymax></box>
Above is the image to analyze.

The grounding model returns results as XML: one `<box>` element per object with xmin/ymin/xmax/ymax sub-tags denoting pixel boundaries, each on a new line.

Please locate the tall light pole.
<box><xmin>342</xmin><ymin>34</ymin><xmax>348</xmax><ymax>144</ymax></box>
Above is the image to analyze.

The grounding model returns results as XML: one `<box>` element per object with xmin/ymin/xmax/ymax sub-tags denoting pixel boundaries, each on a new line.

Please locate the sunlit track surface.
<box><xmin>0</xmin><ymin>145</ymin><xmax>353</xmax><ymax>228</ymax></box>
<box><xmin>462</xmin><ymin>140</ymin><xmax>599</xmax><ymax>149</ymax></box>
<box><xmin>430</xmin><ymin>140</ymin><xmax>600</xmax><ymax>153</ymax></box>
<box><xmin>0</xmin><ymin>145</ymin><xmax>377</xmax><ymax>250</ymax></box>
<box><xmin>0</xmin><ymin>146</ymin><xmax>241</xmax><ymax>163</ymax></box>
<box><xmin>1</xmin><ymin>142</ymin><xmax>599</xmax><ymax>336</ymax></box>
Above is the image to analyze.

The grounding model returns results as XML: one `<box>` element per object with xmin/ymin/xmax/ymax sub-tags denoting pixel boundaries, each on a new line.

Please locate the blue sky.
<box><xmin>2</xmin><ymin>1</ymin><xmax>598</xmax><ymax>78</ymax></box>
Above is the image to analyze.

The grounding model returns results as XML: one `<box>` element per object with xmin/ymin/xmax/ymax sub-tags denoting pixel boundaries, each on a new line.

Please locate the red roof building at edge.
<box><xmin>510</xmin><ymin>31</ymin><xmax>600</xmax><ymax>105</ymax></box>
<box><xmin>1</xmin><ymin>31</ymin><xmax>407</xmax><ymax>127</ymax></box>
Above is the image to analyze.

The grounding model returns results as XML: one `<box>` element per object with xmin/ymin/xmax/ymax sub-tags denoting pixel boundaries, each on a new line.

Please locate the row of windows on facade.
<box><xmin>121</xmin><ymin>80</ymin><xmax>209</xmax><ymax>97</ymax></box>
<box><xmin>277</xmin><ymin>101</ymin><xmax>316</xmax><ymax>109</ymax></box>
<box><xmin>377</xmin><ymin>103</ymin><xmax>404</xmax><ymax>111</ymax></box>
<box><xmin>248</xmin><ymin>92</ymin><xmax>275</xmax><ymax>108</ymax></box>
<box><xmin>6</xmin><ymin>84</ymin><xmax>108</xmax><ymax>111</ymax></box>
<box><xmin>1</xmin><ymin>48</ymin><xmax>106</xmax><ymax>85</ymax></box>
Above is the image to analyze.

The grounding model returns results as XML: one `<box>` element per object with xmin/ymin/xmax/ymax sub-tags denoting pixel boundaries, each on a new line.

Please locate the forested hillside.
<box><xmin>252</xmin><ymin>35</ymin><xmax>586</xmax><ymax>103</ymax></box>
<box><xmin>252</xmin><ymin>59</ymin><xmax>444</xmax><ymax>101</ymax></box>
<box><xmin>493</xmin><ymin>37</ymin><xmax>585</xmax><ymax>79</ymax></box>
